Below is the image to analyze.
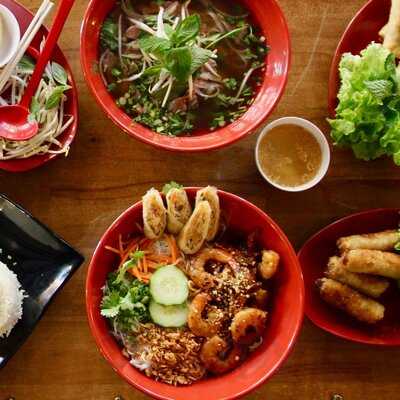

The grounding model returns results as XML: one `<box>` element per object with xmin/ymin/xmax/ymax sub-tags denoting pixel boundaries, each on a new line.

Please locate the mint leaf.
<box><xmin>162</xmin><ymin>181</ymin><xmax>183</xmax><ymax>195</ymax></box>
<box><xmin>139</xmin><ymin>35</ymin><xmax>171</xmax><ymax>57</ymax></box>
<box><xmin>364</xmin><ymin>79</ymin><xmax>393</xmax><ymax>100</ymax></box>
<box><xmin>52</xmin><ymin>62</ymin><xmax>68</xmax><ymax>85</ymax></box>
<box><xmin>45</xmin><ymin>85</ymin><xmax>71</xmax><ymax>110</ymax></box>
<box><xmin>171</xmin><ymin>14</ymin><xmax>200</xmax><ymax>46</ymax></box>
<box><xmin>190</xmin><ymin>46</ymin><xmax>213</xmax><ymax>74</ymax></box>
<box><xmin>165</xmin><ymin>47</ymin><xmax>192</xmax><ymax>82</ymax></box>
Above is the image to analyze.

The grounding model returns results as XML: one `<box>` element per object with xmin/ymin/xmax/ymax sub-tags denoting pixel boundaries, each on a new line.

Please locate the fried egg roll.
<box><xmin>343</xmin><ymin>249</ymin><xmax>400</xmax><ymax>279</ymax></box>
<box><xmin>337</xmin><ymin>230</ymin><xmax>399</xmax><ymax>252</ymax></box>
<box><xmin>178</xmin><ymin>201</ymin><xmax>211</xmax><ymax>255</ymax></box>
<box><xmin>166</xmin><ymin>188</ymin><xmax>192</xmax><ymax>235</ymax></box>
<box><xmin>317</xmin><ymin>278</ymin><xmax>385</xmax><ymax>324</ymax></box>
<box><xmin>195</xmin><ymin>186</ymin><xmax>220</xmax><ymax>241</ymax></box>
<box><xmin>326</xmin><ymin>256</ymin><xmax>389</xmax><ymax>298</ymax></box>
<box><xmin>142</xmin><ymin>188</ymin><xmax>167</xmax><ymax>239</ymax></box>
<box><xmin>382</xmin><ymin>0</ymin><xmax>400</xmax><ymax>57</ymax></box>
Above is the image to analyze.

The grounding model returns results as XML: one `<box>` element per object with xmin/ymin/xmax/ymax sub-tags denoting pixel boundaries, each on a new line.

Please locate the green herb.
<box><xmin>139</xmin><ymin>35</ymin><xmax>171</xmax><ymax>57</ymax></box>
<box><xmin>107</xmin><ymin>82</ymin><xmax>117</xmax><ymax>92</ymax></box>
<box><xmin>101</xmin><ymin>250</ymin><xmax>150</xmax><ymax>331</ymax></box>
<box><xmin>51</xmin><ymin>62</ymin><xmax>68</xmax><ymax>85</ymax></box>
<box><xmin>189</xmin><ymin>46</ymin><xmax>214</xmax><ymax>74</ymax></box>
<box><xmin>100</xmin><ymin>19</ymin><xmax>118</xmax><ymax>51</ymax></box>
<box><xmin>170</xmin><ymin>14</ymin><xmax>200</xmax><ymax>47</ymax></box>
<box><xmin>223</xmin><ymin>78</ymin><xmax>238</xmax><ymax>90</ymax></box>
<box><xmin>162</xmin><ymin>181</ymin><xmax>183</xmax><ymax>195</ymax></box>
<box><xmin>205</xmin><ymin>25</ymin><xmax>246</xmax><ymax>49</ymax></box>
<box><xmin>17</xmin><ymin>55</ymin><xmax>35</xmax><ymax>73</ymax></box>
<box><xmin>45</xmin><ymin>85</ymin><xmax>71</xmax><ymax>109</ymax></box>
<box><xmin>111</xmin><ymin>68</ymin><xmax>122</xmax><ymax>77</ymax></box>
<box><xmin>328</xmin><ymin>43</ymin><xmax>400</xmax><ymax>165</ymax></box>
<box><xmin>165</xmin><ymin>47</ymin><xmax>192</xmax><ymax>82</ymax></box>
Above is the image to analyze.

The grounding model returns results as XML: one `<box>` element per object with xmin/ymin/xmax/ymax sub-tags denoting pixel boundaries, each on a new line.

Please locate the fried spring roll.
<box><xmin>382</xmin><ymin>0</ymin><xmax>400</xmax><ymax>57</ymax></box>
<box><xmin>337</xmin><ymin>230</ymin><xmax>399</xmax><ymax>252</ymax></box>
<box><xmin>343</xmin><ymin>249</ymin><xmax>400</xmax><ymax>279</ymax></box>
<box><xmin>195</xmin><ymin>186</ymin><xmax>220</xmax><ymax>241</ymax></box>
<box><xmin>317</xmin><ymin>278</ymin><xmax>385</xmax><ymax>324</ymax></box>
<box><xmin>142</xmin><ymin>188</ymin><xmax>167</xmax><ymax>239</ymax></box>
<box><xmin>178</xmin><ymin>201</ymin><xmax>211</xmax><ymax>255</ymax></box>
<box><xmin>166</xmin><ymin>188</ymin><xmax>192</xmax><ymax>235</ymax></box>
<box><xmin>326</xmin><ymin>256</ymin><xmax>389</xmax><ymax>298</ymax></box>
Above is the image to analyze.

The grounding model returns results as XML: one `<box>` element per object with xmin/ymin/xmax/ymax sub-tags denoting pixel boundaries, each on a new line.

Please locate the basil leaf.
<box><xmin>139</xmin><ymin>35</ymin><xmax>171</xmax><ymax>57</ymax></box>
<box><xmin>190</xmin><ymin>46</ymin><xmax>214</xmax><ymax>74</ymax></box>
<box><xmin>52</xmin><ymin>62</ymin><xmax>68</xmax><ymax>85</ymax></box>
<box><xmin>165</xmin><ymin>47</ymin><xmax>192</xmax><ymax>82</ymax></box>
<box><xmin>45</xmin><ymin>85</ymin><xmax>71</xmax><ymax>110</ymax></box>
<box><xmin>100</xmin><ymin>19</ymin><xmax>118</xmax><ymax>51</ymax></box>
<box><xmin>17</xmin><ymin>55</ymin><xmax>35</xmax><ymax>73</ymax></box>
<box><xmin>171</xmin><ymin>14</ymin><xmax>200</xmax><ymax>46</ymax></box>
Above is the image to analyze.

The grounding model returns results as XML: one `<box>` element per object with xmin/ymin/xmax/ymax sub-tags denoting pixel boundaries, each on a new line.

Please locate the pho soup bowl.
<box><xmin>86</xmin><ymin>188</ymin><xmax>304</xmax><ymax>400</ymax></box>
<box><xmin>80</xmin><ymin>0</ymin><xmax>290</xmax><ymax>152</ymax></box>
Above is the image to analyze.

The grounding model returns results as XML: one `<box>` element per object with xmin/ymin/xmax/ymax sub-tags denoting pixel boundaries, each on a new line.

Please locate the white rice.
<box><xmin>0</xmin><ymin>261</ymin><xmax>24</xmax><ymax>338</ymax></box>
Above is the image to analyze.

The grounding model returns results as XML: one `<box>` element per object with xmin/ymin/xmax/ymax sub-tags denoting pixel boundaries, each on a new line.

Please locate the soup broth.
<box><xmin>258</xmin><ymin>124</ymin><xmax>322</xmax><ymax>188</ymax></box>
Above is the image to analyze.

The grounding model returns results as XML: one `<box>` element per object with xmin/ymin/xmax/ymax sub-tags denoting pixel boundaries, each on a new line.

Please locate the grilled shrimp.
<box><xmin>188</xmin><ymin>293</ymin><xmax>222</xmax><ymax>337</ymax></box>
<box><xmin>200</xmin><ymin>335</ymin><xmax>244</xmax><ymax>374</ymax></box>
<box><xmin>230</xmin><ymin>308</ymin><xmax>267</xmax><ymax>345</ymax></box>
<box><xmin>258</xmin><ymin>250</ymin><xmax>280</xmax><ymax>280</ymax></box>
<box><xmin>190</xmin><ymin>247</ymin><xmax>236</xmax><ymax>288</ymax></box>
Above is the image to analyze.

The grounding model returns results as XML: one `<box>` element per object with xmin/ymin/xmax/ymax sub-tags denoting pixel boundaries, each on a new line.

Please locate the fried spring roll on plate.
<box><xmin>337</xmin><ymin>230</ymin><xmax>399</xmax><ymax>252</ymax></box>
<box><xmin>326</xmin><ymin>256</ymin><xmax>389</xmax><ymax>298</ymax></box>
<box><xmin>317</xmin><ymin>278</ymin><xmax>385</xmax><ymax>324</ymax></box>
<box><xmin>382</xmin><ymin>0</ymin><xmax>400</xmax><ymax>57</ymax></box>
<box><xmin>343</xmin><ymin>249</ymin><xmax>400</xmax><ymax>279</ymax></box>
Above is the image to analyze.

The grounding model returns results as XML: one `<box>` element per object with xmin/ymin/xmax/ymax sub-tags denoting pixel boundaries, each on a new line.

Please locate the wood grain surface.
<box><xmin>1</xmin><ymin>0</ymin><xmax>400</xmax><ymax>399</ymax></box>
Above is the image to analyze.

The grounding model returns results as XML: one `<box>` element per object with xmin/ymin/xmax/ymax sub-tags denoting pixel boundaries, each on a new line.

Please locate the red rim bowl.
<box><xmin>0</xmin><ymin>0</ymin><xmax>78</xmax><ymax>172</ymax></box>
<box><xmin>86</xmin><ymin>188</ymin><xmax>304</xmax><ymax>400</ymax></box>
<box><xmin>80</xmin><ymin>0</ymin><xmax>290</xmax><ymax>152</ymax></box>
<box><xmin>299</xmin><ymin>208</ymin><xmax>400</xmax><ymax>346</ymax></box>
<box><xmin>327</xmin><ymin>0</ymin><xmax>391</xmax><ymax>117</ymax></box>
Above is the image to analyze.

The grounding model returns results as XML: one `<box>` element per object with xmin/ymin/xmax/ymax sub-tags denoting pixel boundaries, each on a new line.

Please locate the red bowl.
<box><xmin>327</xmin><ymin>0</ymin><xmax>391</xmax><ymax>117</ymax></box>
<box><xmin>299</xmin><ymin>208</ymin><xmax>400</xmax><ymax>346</ymax></box>
<box><xmin>80</xmin><ymin>0</ymin><xmax>290</xmax><ymax>152</ymax></box>
<box><xmin>86</xmin><ymin>188</ymin><xmax>304</xmax><ymax>400</ymax></box>
<box><xmin>0</xmin><ymin>0</ymin><xmax>78</xmax><ymax>172</ymax></box>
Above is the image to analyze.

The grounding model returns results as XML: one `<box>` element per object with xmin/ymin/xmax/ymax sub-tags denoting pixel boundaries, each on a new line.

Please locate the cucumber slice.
<box><xmin>149</xmin><ymin>300</ymin><xmax>188</xmax><ymax>327</ymax></box>
<box><xmin>150</xmin><ymin>265</ymin><xmax>188</xmax><ymax>305</ymax></box>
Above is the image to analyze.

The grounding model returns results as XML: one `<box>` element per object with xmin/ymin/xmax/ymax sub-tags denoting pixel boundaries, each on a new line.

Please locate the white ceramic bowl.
<box><xmin>0</xmin><ymin>4</ymin><xmax>20</xmax><ymax>68</ymax></box>
<box><xmin>255</xmin><ymin>117</ymin><xmax>331</xmax><ymax>192</ymax></box>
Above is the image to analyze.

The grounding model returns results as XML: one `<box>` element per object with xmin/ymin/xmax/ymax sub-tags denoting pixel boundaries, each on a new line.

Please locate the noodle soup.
<box><xmin>99</xmin><ymin>0</ymin><xmax>268</xmax><ymax>136</ymax></box>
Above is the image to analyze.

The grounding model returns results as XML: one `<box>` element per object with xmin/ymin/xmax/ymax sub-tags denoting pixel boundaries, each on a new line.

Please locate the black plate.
<box><xmin>0</xmin><ymin>194</ymin><xmax>84</xmax><ymax>369</ymax></box>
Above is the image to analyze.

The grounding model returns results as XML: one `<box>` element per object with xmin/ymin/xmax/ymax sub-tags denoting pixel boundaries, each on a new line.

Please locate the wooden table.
<box><xmin>1</xmin><ymin>0</ymin><xmax>400</xmax><ymax>399</ymax></box>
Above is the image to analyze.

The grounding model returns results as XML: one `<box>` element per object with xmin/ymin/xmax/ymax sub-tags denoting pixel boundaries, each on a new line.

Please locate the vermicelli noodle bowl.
<box><xmin>98</xmin><ymin>184</ymin><xmax>281</xmax><ymax>386</ymax></box>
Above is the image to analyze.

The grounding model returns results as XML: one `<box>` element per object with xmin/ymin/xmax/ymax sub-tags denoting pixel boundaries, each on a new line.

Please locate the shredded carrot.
<box><xmin>104</xmin><ymin>245</ymin><xmax>121</xmax><ymax>256</ymax></box>
<box><xmin>167</xmin><ymin>235</ymin><xmax>178</xmax><ymax>263</ymax></box>
<box><xmin>118</xmin><ymin>234</ymin><xmax>124</xmax><ymax>255</ymax></box>
<box><xmin>143</xmin><ymin>255</ymin><xmax>148</xmax><ymax>274</ymax></box>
